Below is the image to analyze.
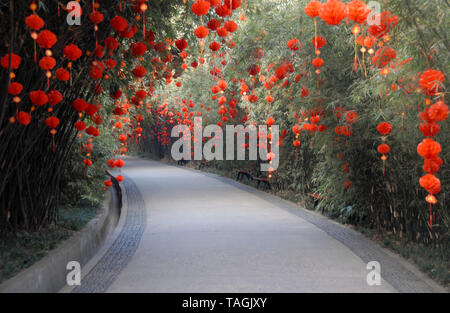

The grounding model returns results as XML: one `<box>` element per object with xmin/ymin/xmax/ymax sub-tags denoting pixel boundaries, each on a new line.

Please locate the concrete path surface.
<box><xmin>73</xmin><ymin>157</ymin><xmax>444</xmax><ymax>293</ymax></box>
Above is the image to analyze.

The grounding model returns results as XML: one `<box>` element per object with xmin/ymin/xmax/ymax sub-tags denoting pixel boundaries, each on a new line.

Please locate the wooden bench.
<box><xmin>253</xmin><ymin>177</ymin><xmax>271</xmax><ymax>190</ymax></box>
<box><xmin>198</xmin><ymin>161</ymin><xmax>209</xmax><ymax>169</ymax></box>
<box><xmin>236</xmin><ymin>170</ymin><xmax>252</xmax><ymax>181</ymax></box>
<box><xmin>177</xmin><ymin>158</ymin><xmax>189</xmax><ymax>166</ymax></box>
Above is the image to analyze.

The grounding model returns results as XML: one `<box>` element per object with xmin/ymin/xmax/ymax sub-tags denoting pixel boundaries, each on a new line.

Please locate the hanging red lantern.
<box><xmin>191</xmin><ymin>0</ymin><xmax>211</xmax><ymax>16</ymax></box>
<box><xmin>312</xmin><ymin>36</ymin><xmax>326</xmax><ymax>49</ymax></box>
<box><xmin>8</xmin><ymin>82</ymin><xmax>23</xmax><ymax>95</ymax></box>
<box><xmin>175</xmin><ymin>38</ymin><xmax>188</xmax><ymax>51</ymax></box>
<box><xmin>346</xmin><ymin>0</ymin><xmax>370</xmax><ymax>24</ymax></box>
<box><xmin>36</xmin><ymin>30</ymin><xmax>57</xmax><ymax>49</ymax></box>
<box><xmin>38</xmin><ymin>56</ymin><xmax>56</xmax><ymax>70</ymax></box>
<box><xmin>45</xmin><ymin>116</ymin><xmax>60</xmax><ymax>129</ymax></box>
<box><xmin>25</xmin><ymin>14</ymin><xmax>44</xmax><ymax>30</ymax></box>
<box><xmin>89</xmin><ymin>9</ymin><xmax>103</xmax><ymax>24</ymax></box>
<box><xmin>377</xmin><ymin>122</ymin><xmax>393</xmax><ymax>135</ymax></box>
<box><xmin>110</xmin><ymin>16</ymin><xmax>128</xmax><ymax>32</ymax></box>
<box><xmin>287</xmin><ymin>38</ymin><xmax>301</xmax><ymax>51</ymax></box>
<box><xmin>16</xmin><ymin>111</ymin><xmax>32</xmax><ymax>125</ymax></box>
<box><xmin>194</xmin><ymin>25</ymin><xmax>209</xmax><ymax>38</ymax></box>
<box><xmin>304</xmin><ymin>1</ymin><xmax>322</xmax><ymax>18</ymax></box>
<box><xmin>63</xmin><ymin>44</ymin><xmax>82</xmax><ymax>61</ymax></box>
<box><xmin>55</xmin><ymin>68</ymin><xmax>70</xmax><ymax>81</ymax></box>
<box><xmin>47</xmin><ymin>90</ymin><xmax>63</xmax><ymax>106</ymax></box>
<box><xmin>1</xmin><ymin>53</ymin><xmax>21</xmax><ymax>69</ymax></box>
<box><xmin>319</xmin><ymin>0</ymin><xmax>346</xmax><ymax>25</ymax></box>
<box><xmin>417</xmin><ymin>138</ymin><xmax>441</xmax><ymax>159</ymax></box>
<box><xmin>29</xmin><ymin>90</ymin><xmax>48</xmax><ymax>107</ymax></box>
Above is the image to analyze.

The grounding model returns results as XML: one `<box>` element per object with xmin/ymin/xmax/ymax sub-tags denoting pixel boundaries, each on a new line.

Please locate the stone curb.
<box><xmin>0</xmin><ymin>176</ymin><xmax>122</xmax><ymax>293</ymax></box>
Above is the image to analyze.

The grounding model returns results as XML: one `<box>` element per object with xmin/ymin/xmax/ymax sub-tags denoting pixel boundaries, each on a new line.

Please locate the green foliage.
<box><xmin>139</xmin><ymin>0</ymin><xmax>449</xmax><ymax>247</ymax></box>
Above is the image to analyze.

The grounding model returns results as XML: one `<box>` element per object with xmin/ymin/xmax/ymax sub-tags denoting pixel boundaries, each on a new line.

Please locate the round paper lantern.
<box><xmin>224</xmin><ymin>20</ymin><xmax>238</xmax><ymax>32</ymax></box>
<box><xmin>191</xmin><ymin>0</ymin><xmax>210</xmax><ymax>16</ymax></box>
<box><xmin>319</xmin><ymin>0</ymin><xmax>346</xmax><ymax>25</ymax></box>
<box><xmin>63</xmin><ymin>44</ymin><xmax>82</xmax><ymax>61</ymax></box>
<box><xmin>194</xmin><ymin>25</ymin><xmax>209</xmax><ymax>38</ymax></box>
<box><xmin>216</xmin><ymin>27</ymin><xmax>228</xmax><ymax>37</ymax></box>
<box><xmin>110</xmin><ymin>16</ymin><xmax>128</xmax><ymax>32</ymax></box>
<box><xmin>346</xmin><ymin>0</ymin><xmax>370</xmax><ymax>24</ymax></box>
<box><xmin>175</xmin><ymin>38</ymin><xmax>188</xmax><ymax>51</ymax></box>
<box><xmin>304</xmin><ymin>0</ymin><xmax>322</xmax><ymax>18</ymax></box>
<box><xmin>423</xmin><ymin>156</ymin><xmax>443</xmax><ymax>174</ymax></box>
<box><xmin>209</xmin><ymin>41</ymin><xmax>221</xmax><ymax>51</ymax></box>
<box><xmin>377</xmin><ymin>122</ymin><xmax>393</xmax><ymax>135</ymax></box>
<box><xmin>47</xmin><ymin>90</ymin><xmax>63</xmax><ymax>106</ymax></box>
<box><xmin>312</xmin><ymin>36</ymin><xmax>326</xmax><ymax>49</ymax></box>
<box><xmin>266</xmin><ymin>117</ymin><xmax>275</xmax><ymax>126</ymax></box>
<box><xmin>287</xmin><ymin>38</ymin><xmax>301</xmax><ymax>51</ymax></box>
<box><xmin>36</xmin><ymin>30</ymin><xmax>57</xmax><ymax>49</ymax></box>
<box><xmin>45</xmin><ymin>116</ymin><xmax>60</xmax><ymax>129</ymax></box>
<box><xmin>25</xmin><ymin>14</ymin><xmax>44</xmax><ymax>30</ymax></box>
<box><xmin>74</xmin><ymin>120</ymin><xmax>86</xmax><ymax>131</ymax></box>
<box><xmin>29</xmin><ymin>90</ymin><xmax>48</xmax><ymax>106</ymax></box>
<box><xmin>39</xmin><ymin>56</ymin><xmax>56</xmax><ymax>70</ymax></box>
<box><xmin>8</xmin><ymin>82</ymin><xmax>23</xmax><ymax>95</ymax></box>
<box><xmin>130</xmin><ymin>42</ymin><xmax>147</xmax><ymax>57</ymax></box>
<box><xmin>1</xmin><ymin>53</ymin><xmax>21</xmax><ymax>69</ymax></box>
<box><xmin>377</xmin><ymin>143</ymin><xmax>390</xmax><ymax>155</ymax></box>
<box><xmin>16</xmin><ymin>111</ymin><xmax>32</xmax><ymax>125</ymax></box>
<box><xmin>72</xmin><ymin>98</ymin><xmax>88</xmax><ymax>112</ymax></box>
<box><xmin>419</xmin><ymin>122</ymin><xmax>440</xmax><ymax>137</ymax></box>
<box><xmin>207</xmin><ymin>19</ymin><xmax>220</xmax><ymax>30</ymax></box>
<box><xmin>105</xmin><ymin>36</ymin><xmax>119</xmax><ymax>50</ymax></box>
<box><xmin>55</xmin><ymin>68</ymin><xmax>70</xmax><ymax>81</ymax></box>
<box><xmin>419</xmin><ymin>69</ymin><xmax>445</xmax><ymax>96</ymax></box>
<box><xmin>427</xmin><ymin>101</ymin><xmax>448</xmax><ymax>122</ymax></box>
<box><xmin>419</xmin><ymin>174</ymin><xmax>441</xmax><ymax>195</ymax></box>
<box><xmin>417</xmin><ymin>138</ymin><xmax>441</xmax><ymax>158</ymax></box>
<box><xmin>312</xmin><ymin>57</ymin><xmax>324</xmax><ymax>68</ymax></box>
<box><xmin>89</xmin><ymin>11</ymin><xmax>104</xmax><ymax>24</ymax></box>
<box><xmin>132</xmin><ymin>65</ymin><xmax>146</xmax><ymax>78</ymax></box>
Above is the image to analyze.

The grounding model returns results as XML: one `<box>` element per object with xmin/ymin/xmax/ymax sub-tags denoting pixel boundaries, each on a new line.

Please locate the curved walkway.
<box><xmin>74</xmin><ymin>157</ymin><xmax>443</xmax><ymax>293</ymax></box>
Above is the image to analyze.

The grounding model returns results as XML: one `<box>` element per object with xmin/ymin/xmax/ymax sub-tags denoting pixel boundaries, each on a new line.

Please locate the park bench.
<box><xmin>253</xmin><ymin>176</ymin><xmax>271</xmax><ymax>190</ymax></box>
<box><xmin>177</xmin><ymin>158</ymin><xmax>189</xmax><ymax>166</ymax></box>
<box><xmin>236</xmin><ymin>170</ymin><xmax>252</xmax><ymax>181</ymax></box>
<box><xmin>198</xmin><ymin>160</ymin><xmax>209</xmax><ymax>169</ymax></box>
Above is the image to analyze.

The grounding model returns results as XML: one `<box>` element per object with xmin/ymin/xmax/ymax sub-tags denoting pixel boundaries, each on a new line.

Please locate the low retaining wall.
<box><xmin>0</xmin><ymin>176</ymin><xmax>122</xmax><ymax>293</ymax></box>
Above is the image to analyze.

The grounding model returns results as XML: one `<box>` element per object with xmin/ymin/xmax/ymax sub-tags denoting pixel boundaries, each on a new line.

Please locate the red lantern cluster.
<box><xmin>417</xmin><ymin>69</ymin><xmax>447</xmax><ymax>228</ymax></box>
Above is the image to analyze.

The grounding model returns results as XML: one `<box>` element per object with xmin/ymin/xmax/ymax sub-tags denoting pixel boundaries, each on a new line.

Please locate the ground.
<box><xmin>67</xmin><ymin>157</ymin><xmax>444</xmax><ymax>293</ymax></box>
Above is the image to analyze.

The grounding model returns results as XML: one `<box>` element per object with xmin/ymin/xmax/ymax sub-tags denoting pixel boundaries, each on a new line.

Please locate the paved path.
<box><xmin>75</xmin><ymin>158</ymin><xmax>442</xmax><ymax>293</ymax></box>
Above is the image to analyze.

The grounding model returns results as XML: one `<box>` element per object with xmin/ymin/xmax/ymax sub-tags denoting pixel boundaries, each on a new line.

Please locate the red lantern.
<box><xmin>16</xmin><ymin>111</ymin><xmax>32</xmax><ymax>125</ymax></box>
<box><xmin>47</xmin><ymin>90</ymin><xmax>63</xmax><ymax>106</ymax></box>
<box><xmin>29</xmin><ymin>90</ymin><xmax>48</xmax><ymax>107</ymax></box>
<box><xmin>417</xmin><ymin>138</ymin><xmax>441</xmax><ymax>158</ymax></box>
<box><xmin>376</xmin><ymin>122</ymin><xmax>393</xmax><ymax>135</ymax></box>
<box><xmin>304</xmin><ymin>1</ymin><xmax>322</xmax><ymax>18</ymax></box>
<box><xmin>55</xmin><ymin>68</ymin><xmax>70</xmax><ymax>81</ymax></box>
<box><xmin>346</xmin><ymin>0</ymin><xmax>370</xmax><ymax>24</ymax></box>
<box><xmin>36</xmin><ymin>30</ymin><xmax>57</xmax><ymax>49</ymax></box>
<box><xmin>191</xmin><ymin>0</ymin><xmax>210</xmax><ymax>16</ymax></box>
<box><xmin>8</xmin><ymin>82</ymin><xmax>23</xmax><ymax>95</ymax></box>
<box><xmin>194</xmin><ymin>25</ymin><xmax>209</xmax><ymax>38</ymax></box>
<box><xmin>63</xmin><ymin>44</ymin><xmax>82</xmax><ymax>61</ymax></box>
<box><xmin>287</xmin><ymin>38</ymin><xmax>301</xmax><ymax>51</ymax></box>
<box><xmin>110</xmin><ymin>16</ymin><xmax>128</xmax><ymax>32</ymax></box>
<box><xmin>1</xmin><ymin>53</ymin><xmax>21</xmax><ymax>69</ymax></box>
<box><xmin>25</xmin><ymin>14</ymin><xmax>44</xmax><ymax>30</ymax></box>
<box><xmin>319</xmin><ymin>0</ymin><xmax>346</xmax><ymax>25</ymax></box>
